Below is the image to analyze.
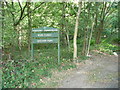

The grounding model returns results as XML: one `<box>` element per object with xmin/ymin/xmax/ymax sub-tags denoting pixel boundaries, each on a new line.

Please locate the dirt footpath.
<box><xmin>59</xmin><ymin>52</ymin><xmax>119</xmax><ymax>88</ymax></box>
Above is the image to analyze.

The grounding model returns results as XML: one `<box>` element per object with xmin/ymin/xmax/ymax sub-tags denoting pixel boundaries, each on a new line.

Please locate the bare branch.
<box><xmin>18</xmin><ymin>0</ymin><xmax>22</xmax><ymax>11</ymax></box>
<box><xmin>71</xmin><ymin>4</ymin><xmax>77</xmax><ymax>14</ymax></box>
<box><xmin>14</xmin><ymin>2</ymin><xmax>27</xmax><ymax>26</ymax></box>
<box><xmin>105</xmin><ymin>9</ymin><xmax>115</xmax><ymax>21</ymax></box>
<box><xmin>104</xmin><ymin>2</ymin><xmax>114</xmax><ymax>17</ymax></box>
<box><xmin>21</xmin><ymin>2</ymin><xmax>44</xmax><ymax>21</ymax></box>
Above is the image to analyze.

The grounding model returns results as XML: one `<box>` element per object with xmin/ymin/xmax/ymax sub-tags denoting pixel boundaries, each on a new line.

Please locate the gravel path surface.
<box><xmin>59</xmin><ymin>52</ymin><xmax>119</xmax><ymax>88</ymax></box>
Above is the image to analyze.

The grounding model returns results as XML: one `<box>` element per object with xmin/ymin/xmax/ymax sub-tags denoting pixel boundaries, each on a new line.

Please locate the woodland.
<box><xmin>1</xmin><ymin>1</ymin><xmax>119</xmax><ymax>88</ymax></box>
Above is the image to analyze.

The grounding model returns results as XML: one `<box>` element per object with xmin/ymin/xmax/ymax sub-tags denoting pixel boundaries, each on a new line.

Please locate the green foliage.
<box><xmin>3</xmin><ymin>60</ymin><xmax>32</xmax><ymax>88</ymax></box>
<box><xmin>97</xmin><ymin>42</ymin><xmax>118</xmax><ymax>54</ymax></box>
<box><xmin>90</xmin><ymin>39</ymin><xmax>96</xmax><ymax>45</ymax></box>
<box><xmin>80</xmin><ymin>56</ymin><xmax>89</xmax><ymax>61</ymax></box>
<box><xmin>112</xmin><ymin>38</ymin><xmax>120</xmax><ymax>44</ymax></box>
<box><xmin>2</xmin><ymin>48</ymin><xmax>76</xmax><ymax>88</ymax></box>
<box><xmin>2</xmin><ymin>2</ymin><xmax>118</xmax><ymax>88</ymax></box>
<box><xmin>60</xmin><ymin>63</ymin><xmax>76</xmax><ymax>70</ymax></box>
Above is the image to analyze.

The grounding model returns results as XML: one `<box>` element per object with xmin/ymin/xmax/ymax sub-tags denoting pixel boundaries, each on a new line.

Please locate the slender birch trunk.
<box><xmin>73</xmin><ymin>2</ymin><xmax>82</xmax><ymax>61</ymax></box>
<box><xmin>86</xmin><ymin>21</ymin><xmax>94</xmax><ymax>56</ymax></box>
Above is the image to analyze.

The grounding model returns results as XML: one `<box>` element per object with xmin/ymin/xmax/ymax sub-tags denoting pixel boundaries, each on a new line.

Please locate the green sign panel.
<box><xmin>31</xmin><ymin>27</ymin><xmax>60</xmax><ymax>64</ymax></box>
<box><xmin>32</xmin><ymin>38</ymin><xmax>58</xmax><ymax>43</ymax></box>
<box><xmin>32</xmin><ymin>33</ymin><xmax>58</xmax><ymax>38</ymax></box>
<box><xmin>32</xmin><ymin>27</ymin><xmax>58</xmax><ymax>32</ymax></box>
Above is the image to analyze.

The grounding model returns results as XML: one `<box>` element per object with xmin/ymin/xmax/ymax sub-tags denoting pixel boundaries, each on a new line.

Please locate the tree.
<box><xmin>27</xmin><ymin>2</ymin><xmax>32</xmax><ymax>52</ymax></box>
<box><xmin>73</xmin><ymin>2</ymin><xmax>82</xmax><ymax>61</ymax></box>
<box><xmin>4</xmin><ymin>1</ymin><xmax>44</xmax><ymax>51</ymax></box>
<box><xmin>95</xmin><ymin>2</ymin><xmax>115</xmax><ymax>44</ymax></box>
<box><xmin>82</xmin><ymin>2</ymin><xmax>89</xmax><ymax>56</ymax></box>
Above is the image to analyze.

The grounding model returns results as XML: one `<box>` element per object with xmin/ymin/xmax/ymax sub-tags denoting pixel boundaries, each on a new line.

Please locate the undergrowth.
<box><xmin>96</xmin><ymin>42</ymin><xmax>118</xmax><ymax>55</ymax></box>
<box><xmin>2</xmin><ymin>47</ymin><xmax>76</xmax><ymax>88</ymax></box>
<box><xmin>2</xmin><ymin>41</ymin><xmax>119</xmax><ymax>88</ymax></box>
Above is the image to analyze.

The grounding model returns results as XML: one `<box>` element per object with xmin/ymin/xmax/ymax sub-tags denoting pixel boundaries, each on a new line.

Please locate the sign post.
<box><xmin>31</xmin><ymin>27</ymin><xmax>60</xmax><ymax>64</ymax></box>
<box><xmin>58</xmin><ymin>29</ymin><xmax>60</xmax><ymax>64</ymax></box>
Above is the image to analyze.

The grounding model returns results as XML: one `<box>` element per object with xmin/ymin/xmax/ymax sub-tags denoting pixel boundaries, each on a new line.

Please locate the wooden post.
<box><xmin>58</xmin><ymin>29</ymin><xmax>60</xmax><ymax>64</ymax></box>
<box><xmin>31</xmin><ymin>43</ymin><xmax>33</xmax><ymax>60</ymax></box>
<box><xmin>31</xmin><ymin>31</ymin><xmax>33</xmax><ymax>60</ymax></box>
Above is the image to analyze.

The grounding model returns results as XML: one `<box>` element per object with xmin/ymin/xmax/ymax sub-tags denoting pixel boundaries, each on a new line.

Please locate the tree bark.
<box><xmin>86</xmin><ymin>21</ymin><xmax>94</xmax><ymax>56</ymax></box>
<box><xmin>2</xmin><ymin>2</ymin><xmax>4</xmax><ymax>49</ymax></box>
<box><xmin>0</xmin><ymin>2</ymin><xmax>3</xmax><ymax>60</ymax></box>
<box><xmin>95</xmin><ymin>20</ymin><xmax>104</xmax><ymax>44</ymax></box>
<box><xmin>73</xmin><ymin>2</ymin><xmax>82</xmax><ymax>61</ymax></box>
<box><xmin>61</xmin><ymin>2</ymin><xmax>67</xmax><ymax>46</ymax></box>
<box><xmin>95</xmin><ymin>2</ymin><xmax>108</xmax><ymax>44</ymax></box>
<box><xmin>64</xmin><ymin>3</ymin><xmax>70</xmax><ymax>50</ymax></box>
<box><xmin>27</xmin><ymin>2</ymin><xmax>32</xmax><ymax>53</ymax></box>
<box><xmin>82</xmin><ymin>28</ymin><xmax>88</xmax><ymax>56</ymax></box>
<box><xmin>82</xmin><ymin>2</ymin><xmax>90</xmax><ymax>56</ymax></box>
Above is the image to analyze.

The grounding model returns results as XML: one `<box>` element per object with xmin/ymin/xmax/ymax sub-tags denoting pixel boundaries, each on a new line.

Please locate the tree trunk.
<box><xmin>82</xmin><ymin>2</ymin><xmax>90</xmax><ymax>56</ymax></box>
<box><xmin>2</xmin><ymin>2</ymin><xmax>4</xmax><ymax>49</ymax></box>
<box><xmin>86</xmin><ymin>22</ymin><xmax>94</xmax><ymax>56</ymax></box>
<box><xmin>63</xmin><ymin>4</ymin><xmax>67</xmax><ymax>47</ymax></box>
<box><xmin>94</xmin><ymin>2</ymin><xmax>98</xmax><ymax>41</ymax></box>
<box><xmin>11</xmin><ymin>2</ymin><xmax>19</xmax><ymax>52</ymax></box>
<box><xmin>27</xmin><ymin>2</ymin><xmax>32</xmax><ymax>53</ymax></box>
<box><xmin>73</xmin><ymin>2</ymin><xmax>82</xmax><ymax>61</ymax></box>
<box><xmin>60</xmin><ymin>2</ymin><xmax>67</xmax><ymax>46</ymax></box>
<box><xmin>0</xmin><ymin>2</ymin><xmax>3</xmax><ymax>60</ymax></box>
<box><xmin>66</xmin><ymin>29</ymin><xmax>70</xmax><ymax>50</ymax></box>
<box><xmin>64</xmin><ymin>3</ymin><xmax>70</xmax><ymax>50</ymax></box>
<box><xmin>95</xmin><ymin>2</ymin><xmax>106</xmax><ymax>44</ymax></box>
<box><xmin>82</xmin><ymin>28</ymin><xmax>88</xmax><ymax>56</ymax></box>
<box><xmin>95</xmin><ymin>20</ymin><xmax>104</xmax><ymax>44</ymax></box>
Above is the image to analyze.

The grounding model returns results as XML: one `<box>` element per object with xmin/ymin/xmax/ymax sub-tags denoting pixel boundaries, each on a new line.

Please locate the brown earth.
<box><xmin>36</xmin><ymin>51</ymin><xmax>119</xmax><ymax>88</ymax></box>
<box><xmin>59</xmin><ymin>51</ymin><xmax>119</xmax><ymax>88</ymax></box>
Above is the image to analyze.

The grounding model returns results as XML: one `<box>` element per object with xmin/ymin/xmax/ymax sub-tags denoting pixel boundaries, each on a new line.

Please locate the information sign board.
<box><xmin>31</xmin><ymin>27</ymin><xmax>60</xmax><ymax>64</ymax></box>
